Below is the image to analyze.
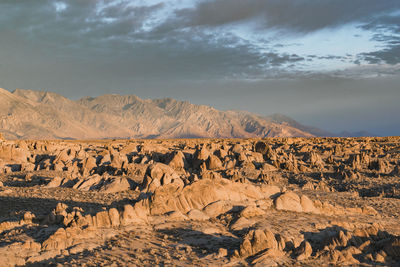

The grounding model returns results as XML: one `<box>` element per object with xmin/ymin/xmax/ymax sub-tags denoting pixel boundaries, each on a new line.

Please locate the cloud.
<box><xmin>0</xmin><ymin>0</ymin><xmax>399</xmax><ymax>84</ymax></box>
<box><xmin>0</xmin><ymin>0</ymin><xmax>308</xmax><ymax>82</ymax></box>
<box><xmin>360</xmin><ymin>44</ymin><xmax>400</xmax><ymax>65</ymax></box>
<box><xmin>331</xmin><ymin>64</ymin><xmax>400</xmax><ymax>78</ymax></box>
<box><xmin>357</xmin><ymin>14</ymin><xmax>400</xmax><ymax>64</ymax></box>
<box><xmin>176</xmin><ymin>0</ymin><xmax>400</xmax><ymax>33</ymax></box>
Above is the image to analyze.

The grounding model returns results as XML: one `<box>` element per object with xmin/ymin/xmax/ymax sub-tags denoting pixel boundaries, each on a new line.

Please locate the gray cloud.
<box><xmin>176</xmin><ymin>0</ymin><xmax>400</xmax><ymax>33</ymax></box>
<box><xmin>358</xmin><ymin>15</ymin><xmax>400</xmax><ymax>64</ymax></box>
<box><xmin>360</xmin><ymin>44</ymin><xmax>400</xmax><ymax>65</ymax></box>
<box><xmin>0</xmin><ymin>0</ymin><xmax>307</xmax><ymax>85</ymax></box>
<box><xmin>1</xmin><ymin>0</ymin><xmax>398</xmax><ymax>80</ymax></box>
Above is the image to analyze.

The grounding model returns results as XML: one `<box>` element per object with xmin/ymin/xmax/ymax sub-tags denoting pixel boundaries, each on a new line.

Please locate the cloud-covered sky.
<box><xmin>0</xmin><ymin>0</ymin><xmax>399</xmax><ymax>135</ymax></box>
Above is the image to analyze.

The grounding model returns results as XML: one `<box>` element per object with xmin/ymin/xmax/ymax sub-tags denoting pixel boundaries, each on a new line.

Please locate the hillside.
<box><xmin>1</xmin><ymin>88</ymin><xmax>324</xmax><ymax>139</ymax></box>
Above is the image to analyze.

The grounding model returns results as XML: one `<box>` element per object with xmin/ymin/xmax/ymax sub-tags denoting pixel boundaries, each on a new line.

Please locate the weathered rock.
<box><xmin>300</xmin><ymin>195</ymin><xmax>316</xmax><ymax>213</ymax></box>
<box><xmin>54</xmin><ymin>149</ymin><xmax>73</xmax><ymax>165</ymax></box>
<box><xmin>120</xmin><ymin>203</ymin><xmax>148</xmax><ymax>225</ymax></box>
<box><xmin>73</xmin><ymin>174</ymin><xmax>103</xmax><ymax>191</ymax></box>
<box><xmin>254</xmin><ymin>141</ymin><xmax>270</xmax><ymax>155</ymax></box>
<box><xmin>305</xmin><ymin>151</ymin><xmax>324</xmax><ymax>168</ymax></box>
<box><xmin>187</xmin><ymin>209</ymin><xmax>210</xmax><ymax>221</ymax></box>
<box><xmin>98</xmin><ymin>177</ymin><xmax>131</xmax><ymax>193</ymax></box>
<box><xmin>46</xmin><ymin>176</ymin><xmax>63</xmax><ymax>188</ymax></box>
<box><xmin>203</xmin><ymin>200</ymin><xmax>233</xmax><ymax>218</ymax></box>
<box><xmin>274</xmin><ymin>191</ymin><xmax>303</xmax><ymax>212</ymax></box>
<box><xmin>206</xmin><ymin>155</ymin><xmax>223</xmax><ymax>170</ymax></box>
<box><xmin>240</xmin><ymin>205</ymin><xmax>266</xmax><ymax>218</ymax></box>
<box><xmin>262</xmin><ymin>163</ymin><xmax>278</xmax><ymax>172</ymax></box>
<box><xmin>0</xmin><ymin>145</ymin><xmax>30</xmax><ymax>163</ymax></box>
<box><xmin>295</xmin><ymin>241</ymin><xmax>312</xmax><ymax>260</ymax></box>
<box><xmin>147</xmin><ymin>163</ymin><xmax>177</xmax><ymax>180</ymax></box>
<box><xmin>149</xmin><ymin>177</ymin><xmax>266</xmax><ymax>217</ymax></box>
<box><xmin>108</xmin><ymin>208</ymin><xmax>120</xmax><ymax>227</ymax></box>
<box><xmin>193</xmin><ymin>146</ymin><xmax>210</xmax><ymax>167</ymax></box>
<box><xmin>167</xmin><ymin>151</ymin><xmax>187</xmax><ymax>171</ymax></box>
<box><xmin>251</xmin><ymin>249</ymin><xmax>286</xmax><ymax>267</ymax></box>
<box><xmin>165</xmin><ymin>210</ymin><xmax>188</xmax><ymax>221</ymax></box>
<box><xmin>239</xmin><ymin>228</ymin><xmax>279</xmax><ymax>258</ymax></box>
<box><xmin>81</xmin><ymin>156</ymin><xmax>97</xmax><ymax>175</ymax></box>
<box><xmin>231</xmin><ymin>144</ymin><xmax>243</xmax><ymax>154</ymax></box>
<box><xmin>93</xmin><ymin>210</ymin><xmax>112</xmax><ymax>227</ymax></box>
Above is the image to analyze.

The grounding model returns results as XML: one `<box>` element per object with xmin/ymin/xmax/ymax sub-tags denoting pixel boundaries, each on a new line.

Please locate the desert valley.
<box><xmin>1</xmin><ymin>1</ymin><xmax>399</xmax><ymax>266</ymax></box>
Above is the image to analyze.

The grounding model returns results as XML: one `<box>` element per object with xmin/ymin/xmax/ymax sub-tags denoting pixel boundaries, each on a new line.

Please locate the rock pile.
<box><xmin>0</xmin><ymin>137</ymin><xmax>399</xmax><ymax>266</ymax></box>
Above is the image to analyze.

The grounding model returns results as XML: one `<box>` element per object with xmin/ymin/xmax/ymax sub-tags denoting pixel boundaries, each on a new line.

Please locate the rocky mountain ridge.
<box><xmin>1</xmin><ymin>88</ymin><xmax>329</xmax><ymax>139</ymax></box>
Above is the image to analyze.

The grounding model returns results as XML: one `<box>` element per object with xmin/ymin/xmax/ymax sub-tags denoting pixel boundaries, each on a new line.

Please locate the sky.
<box><xmin>0</xmin><ymin>0</ymin><xmax>399</xmax><ymax>136</ymax></box>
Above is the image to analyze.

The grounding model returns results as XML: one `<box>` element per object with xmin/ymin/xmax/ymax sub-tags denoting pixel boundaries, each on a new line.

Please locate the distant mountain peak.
<box><xmin>0</xmin><ymin>88</ymin><xmax>331</xmax><ymax>140</ymax></box>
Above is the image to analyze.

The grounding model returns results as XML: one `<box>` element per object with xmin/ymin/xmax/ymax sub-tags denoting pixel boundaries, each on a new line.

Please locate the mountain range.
<box><xmin>0</xmin><ymin>88</ymin><xmax>371</xmax><ymax>139</ymax></box>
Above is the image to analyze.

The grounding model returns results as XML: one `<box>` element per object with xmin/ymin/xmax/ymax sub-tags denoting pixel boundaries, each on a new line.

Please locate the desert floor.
<box><xmin>0</xmin><ymin>137</ymin><xmax>399</xmax><ymax>266</ymax></box>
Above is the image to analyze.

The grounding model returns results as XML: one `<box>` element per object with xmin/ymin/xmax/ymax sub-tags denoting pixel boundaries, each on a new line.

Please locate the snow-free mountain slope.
<box><xmin>0</xmin><ymin>88</ymin><xmax>325</xmax><ymax>139</ymax></box>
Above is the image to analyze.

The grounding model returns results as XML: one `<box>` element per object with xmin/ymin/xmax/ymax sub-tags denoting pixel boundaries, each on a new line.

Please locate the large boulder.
<box><xmin>149</xmin><ymin>178</ymin><xmax>266</xmax><ymax>216</ymax></box>
<box><xmin>72</xmin><ymin>174</ymin><xmax>103</xmax><ymax>191</ymax></box>
<box><xmin>203</xmin><ymin>200</ymin><xmax>233</xmax><ymax>218</ymax></box>
<box><xmin>98</xmin><ymin>177</ymin><xmax>131</xmax><ymax>193</ymax></box>
<box><xmin>274</xmin><ymin>191</ymin><xmax>303</xmax><ymax>212</ymax></box>
<box><xmin>239</xmin><ymin>228</ymin><xmax>279</xmax><ymax>258</ymax></box>
<box><xmin>192</xmin><ymin>146</ymin><xmax>210</xmax><ymax>168</ymax></box>
<box><xmin>240</xmin><ymin>205</ymin><xmax>266</xmax><ymax>218</ymax></box>
<box><xmin>81</xmin><ymin>156</ymin><xmax>97</xmax><ymax>175</ymax></box>
<box><xmin>147</xmin><ymin>163</ymin><xmax>176</xmax><ymax>180</ymax></box>
<box><xmin>254</xmin><ymin>141</ymin><xmax>270</xmax><ymax>155</ymax></box>
<box><xmin>120</xmin><ymin>203</ymin><xmax>149</xmax><ymax>225</ymax></box>
<box><xmin>54</xmin><ymin>149</ymin><xmax>74</xmax><ymax>165</ymax></box>
<box><xmin>206</xmin><ymin>155</ymin><xmax>223</xmax><ymax>170</ymax></box>
<box><xmin>300</xmin><ymin>195</ymin><xmax>316</xmax><ymax>213</ymax></box>
<box><xmin>0</xmin><ymin>144</ymin><xmax>30</xmax><ymax>163</ymax></box>
<box><xmin>187</xmin><ymin>209</ymin><xmax>210</xmax><ymax>221</ymax></box>
<box><xmin>167</xmin><ymin>151</ymin><xmax>187</xmax><ymax>171</ymax></box>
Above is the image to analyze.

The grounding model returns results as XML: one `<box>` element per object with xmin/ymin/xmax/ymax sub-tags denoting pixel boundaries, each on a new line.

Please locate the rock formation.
<box><xmin>0</xmin><ymin>136</ymin><xmax>399</xmax><ymax>266</ymax></box>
